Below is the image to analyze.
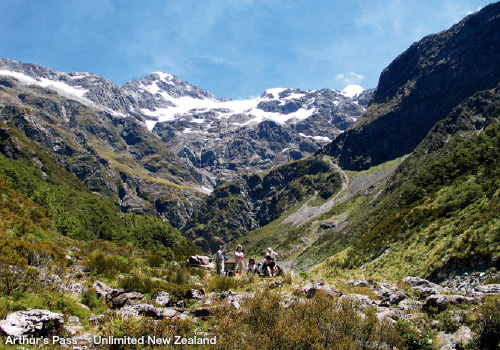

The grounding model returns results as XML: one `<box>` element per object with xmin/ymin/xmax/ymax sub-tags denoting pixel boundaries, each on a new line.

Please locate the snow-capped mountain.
<box><xmin>121</xmin><ymin>72</ymin><xmax>372</xmax><ymax>186</ymax></box>
<box><xmin>126</xmin><ymin>71</ymin><xmax>369</xmax><ymax>134</ymax></box>
<box><xmin>0</xmin><ymin>57</ymin><xmax>372</xmax><ymax>187</ymax></box>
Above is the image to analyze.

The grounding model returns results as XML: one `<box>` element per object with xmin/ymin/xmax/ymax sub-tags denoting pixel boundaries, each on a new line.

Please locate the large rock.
<box><xmin>93</xmin><ymin>280</ymin><xmax>124</xmax><ymax>300</ymax></box>
<box><xmin>185</xmin><ymin>289</ymin><xmax>205</xmax><ymax>300</ymax></box>
<box><xmin>473</xmin><ymin>284</ymin><xmax>500</xmax><ymax>294</ymax></box>
<box><xmin>403</xmin><ymin>276</ymin><xmax>445</xmax><ymax>298</ymax></box>
<box><xmin>111</xmin><ymin>292</ymin><xmax>146</xmax><ymax>308</ymax></box>
<box><xmin>0</xmin><ymin>310</ymin><xmax>64</xmax><ymax>337</ymax></box>
<box><xmin>187</xmin><ymin>256</ymin><xmax>214</xmax><ymax>269</ymax></box>
<box><xmin>435</xmin><ymin>326</ymin><xmax>474</xmax><ymax>350</ymax></box>
<box><xmin>423</xmin><ymin>294</ymin><xmax>476</xmax><ymax>312</ymax></box>
<box><xmin>346</xmin><ymin>280</ymin><xmax>408</xmax><ymax>306</ymax></box>
<box><xmin>301</xmin><ymin>279</ymin><xmax>341</xmax><ymax>299</ymax></box>
<box><xmin>397</xmin><ymin>299</ymin><xmax>423</xmax><ymax>312</ymax></box>
<box><xmin>152</xmin><ymin>291</ymin><xmax>171</xmax><ymax>306</ymax></box>
<box><xmin>338</xmin><ymin>294</ymin><xmax>378</xmax><ymax>310</ymax></box>
<box><xmin>117</xmin><ymin>304</ymin><xmax>181</xmax><ymax>319</ymax></box>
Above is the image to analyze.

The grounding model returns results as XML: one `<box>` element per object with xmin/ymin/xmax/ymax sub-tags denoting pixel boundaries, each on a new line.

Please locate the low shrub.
<box><xmin>395</xmin><ymin>318</ymin><xmax>434</xmax><ymax>350</ymax></box>
<box><xmin>206</xmin><ymin>276</ymin><xmax>245</xmax><ymax>292</ymax></box>
<box><xmin>469</xmin><ymin>296</ymin><xmax>500</xmax><ymax>350</ymax></box>
<box><xmin>0</xmin><ymin>291</ymin><xmax>90</xmax><ymax>320</ymax></box>
<box><xmin>98</xmin><ymin>313</ymin><xmax>196</xmax><ymax>349</ymax></box>
<box><xmin>85</xmin><ymin>250</ymin><xmax>130</xmax><ymax>278</ymax></box>
<box><xmin>209</xmin><ymin>289</ymin><xmax>404</xmax><ymax>350</ymax></box>
<box><xmin>484</xmin><ymin>277</ymin><xmax>500</xmax><ymax>285</ymax></box>
<box><xmin>298</xmin><ymin>271</ymin><xmax>310</xmax><ymax>280</ymax></box>
<box><xmin>163</xmin><ymin>264</ymin><xmax>191</xmax><ymax>285</ymax></box>
<box><xmin>119</xmin><ymin>275</ymin><xmax>154</xmax><ymax>294</ymax></box>
<box><xmin>81</xmin><ymin>288</ymin><xmax>108</xmax><ymax>313</ymax></box>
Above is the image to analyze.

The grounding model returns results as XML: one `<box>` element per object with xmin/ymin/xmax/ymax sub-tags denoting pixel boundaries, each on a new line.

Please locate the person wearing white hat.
<box><xmin>267</xmin><ymin>247</ymin><xmax>278</xmax><ymax>260</ymax></box>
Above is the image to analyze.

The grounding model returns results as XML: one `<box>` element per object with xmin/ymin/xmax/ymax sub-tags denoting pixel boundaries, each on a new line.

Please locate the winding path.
<box><xmin>281</xmin><ymin>157</ymin><xmax>405</xmax><ymax>227</ymax></box>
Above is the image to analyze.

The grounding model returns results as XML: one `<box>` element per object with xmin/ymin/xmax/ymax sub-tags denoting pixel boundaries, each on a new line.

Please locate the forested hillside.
<box><xmin>312</xmin><ymin>86</ymin><xmax>500</xmax><ymax>279</ymax></box>
<box><xmin>0</xmin><ymin>121</ymin><xmax>198</xmax><ymax>258</ymax></box>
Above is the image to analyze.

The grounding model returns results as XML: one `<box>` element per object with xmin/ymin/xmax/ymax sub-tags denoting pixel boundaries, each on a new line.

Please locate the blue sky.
<box><xmin>0</xmin><ymin>0</ymin><xmax>493</xmax><ymax>99</ymax></box>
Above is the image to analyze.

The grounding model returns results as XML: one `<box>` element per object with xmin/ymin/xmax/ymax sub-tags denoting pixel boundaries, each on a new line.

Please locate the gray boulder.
<box><xmin>185</xmin><ymin>289</ymin><xmax>205</xmax><ymax>300</ymax></box>
<box><xmin>338</xmin><ymin>294</ymin><xmax>377</xmax><ymax>310</ymax></box>
<box><xmin>111</xmin><ymin>292</ymin><xmax>146</xmax><ymax>308</ymax></box>
<box><xmin>0</xmin><ymin>309</ymin><xmax>64</xmax><ymax>337</ymax></box>
<box><xmin>118</xmin><ymin>304</ymin><xmax>180</xmax><ymax>319</ymax></box>
<box><xmin>152</xmin><ymin>291</ymin><xmax>171</xmax><ymax>306</ymax></box>
<box><xmin>93</xmin><ymin>280</ymin><xmax>124</xmax><ymax>300</ymax></box>
<box><xmin>473</xmin><ymin>284</ymin><xmax>500</xmax><ymax>294</ymax></box>
<box><xmin>347</xmin><ymin>280</ymin><xmax>409</xmax><ymax>306</ymax></box>
<box><xmin>435</xmin><ymin>326</ymin><xmax>474</xmax><ymax>350</ymax></box>
<box><xmin>403</xmin><ymin>276</ymin><xmax>445</xmax><ymax>298</ymax></box>
<box><xmin>301</xmin><ymin>279</ymin><xmax>340</xmax><ymax>299</ymax></box>
<box><xmin>397</xmin><ymin>299</ymin><xmax>423</xmax><ymax>312</ymax></box>
<box><xmin>345</xmin><ymin>279</ymin><xmax>376</xmax><ymax>287</ymax></box>
<box><xmin>423</xmin><ymin>294</ymin><xmax>476</xmax><ymax>312</ymax></box>
<box><xmin>187</xmin><ymin>256</ymin><xmax>214</xmax><ymax>269</ymax></box>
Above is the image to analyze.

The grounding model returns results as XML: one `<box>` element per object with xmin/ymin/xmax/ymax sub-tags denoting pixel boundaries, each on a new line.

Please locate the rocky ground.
<box><xmin>1</xmin><ymin>251</ymin><xmax>499</xmax><ymax>350</ymax></box>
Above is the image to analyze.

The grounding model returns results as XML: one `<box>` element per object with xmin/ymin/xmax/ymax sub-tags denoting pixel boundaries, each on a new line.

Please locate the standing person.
<box><xmin>234</xmin><ymin>245</ymin><xmax>244</xmax><ymax>276</ymax></box>
<box><xmin>215</xmin><ymin>246</ymin><xmax>225</xmax><ymax>276</ymax></box>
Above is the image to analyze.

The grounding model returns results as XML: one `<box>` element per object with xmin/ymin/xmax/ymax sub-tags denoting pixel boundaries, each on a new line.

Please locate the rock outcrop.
<box><xmin>0</xmin><ymin>310</ymin><xmax>64</xmax><ymax>337</ymax></box>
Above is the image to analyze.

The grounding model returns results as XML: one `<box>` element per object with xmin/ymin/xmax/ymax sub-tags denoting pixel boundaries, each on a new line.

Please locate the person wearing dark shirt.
<box><xmin>262</xmin><ymin>255</ymin><xmax>277</xmax><ymax>277</ymax></box>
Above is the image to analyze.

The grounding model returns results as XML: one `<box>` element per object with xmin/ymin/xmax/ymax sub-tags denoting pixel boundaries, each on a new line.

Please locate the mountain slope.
<box><xmin>205</xmin><ymin>4</ymin><xmax>500</xmax><ymax>273</ymax></box>
<box><xmin>0</xmin><ymin>66</ymin><xmax>205</xmax><ymax>228</ymax></box>
<box><xmin>0</xmin><ymin>58</ymin><xmax>369</xmax><ymax>227</ymax></box>
<box><xmin>184</xmin><ymin>156</ymin><xmax>343</xmax><ymax>253</ymax></box>
<box><xmin>0</xmin><ymin>120</ymin><xmax>197</xmax><ymax>257</ymax></box>
<box><xmin>321</xmin><ymin>2</ymin><xmax>500</xmax><ymax>171</ymax></box>
<box><xmin>313</xmin><ymin>85</ymin><xmax>500</xmax><ymax>279</ymax></box>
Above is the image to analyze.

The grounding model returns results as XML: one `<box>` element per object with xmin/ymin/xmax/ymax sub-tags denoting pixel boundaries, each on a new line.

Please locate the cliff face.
<box><xmin>321</xmin><ymin>2</ymin><xmax>500</xmax><ymax>170</ymax></box>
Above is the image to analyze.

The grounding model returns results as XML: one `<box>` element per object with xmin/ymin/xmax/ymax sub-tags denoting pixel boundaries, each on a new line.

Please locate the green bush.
<box><xmin>471</xmin><ymin>296</ymin><xmax>500</xmax><ymax>350</ymax></box>
<box><xmin>85</xmin><ymin>250</ymin><xmax>130</xmax><ymax>278</ymax></box>
<box><xmin>0</xmin><ymin>291</ymin><xmax>90</xmax><ymax>320</ymax></box>
<box><xmin>395</xmin><ymin>318</ymin><xmax>434</xmax><ymax>350</ymax></box>
<box><xmin>81</xmin><ymin>288</ymin><xmax>108</xmax><ymax>313</ymax></box>
<box><xmin>163</xmin><ymin>264</ymin><xmax>191</xmax><ymax>285</ymax></box>
<box><xmin>484</xmin><ymin>277</ymin><xmax>500</xmax><ymax>285</ymax></box>
<box><xmin>147</xmin><ymin>253</ymin><xmax>165</xmax><ymax>268</ymax></box>
<box><xmin>206</xmin><ymin>276</ymin><xmax>245</xmax><ymax>292</ymax></box>
<box><xmin>119</xmin><ymin>275</ymin><xmax>154</xmax><ymax>294</ymax></box>
<box><xmin>298</xmin><ymin>271</ymin><xmax>310</xmax><ymax>280</ymax></box>
<box><xmin>98</xmin><ymin>313</ymin><xmax>196</xmax><ymax>349</ymax></box>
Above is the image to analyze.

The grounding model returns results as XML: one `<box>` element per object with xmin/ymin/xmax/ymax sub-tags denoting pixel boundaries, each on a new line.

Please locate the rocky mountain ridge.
<box><xmin>0</xmin><ymin>65</ymin><xmax>205</xmax><ymax>229</ymax></box>
<box><xmin>320</xmin><ymin>1</ymin><xmax>500</xmax><ymax>171</ymax></box>
<box><xmin>125</xmin><ymin>72</ymin><xmax>372</xmax><ymax>186</ymax></box>
<box><xmin>0</xmin><ymin>57</ymin><xmax>369</xmax><ymax>229</ymax></box>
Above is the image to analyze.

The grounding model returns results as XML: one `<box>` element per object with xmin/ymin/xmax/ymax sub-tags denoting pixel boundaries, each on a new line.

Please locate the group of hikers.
<box><xmin>214</xmin><ymin>245</ymin><xmax>280</xmax><ymax>277</ymax></box>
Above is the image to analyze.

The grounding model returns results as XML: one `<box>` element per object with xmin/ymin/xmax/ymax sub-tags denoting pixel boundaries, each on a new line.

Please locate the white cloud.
<box><xmin>336</xmin><ymin>72</ymin><xmax>365</xmax><ymax>85</ymax></box>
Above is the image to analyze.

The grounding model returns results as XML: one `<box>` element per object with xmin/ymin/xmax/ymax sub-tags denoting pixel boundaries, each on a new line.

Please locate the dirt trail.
<box><xmin>281</xmin><ymin>157</ymin><xmax>405</xmax><ymax>227</ymax></box>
